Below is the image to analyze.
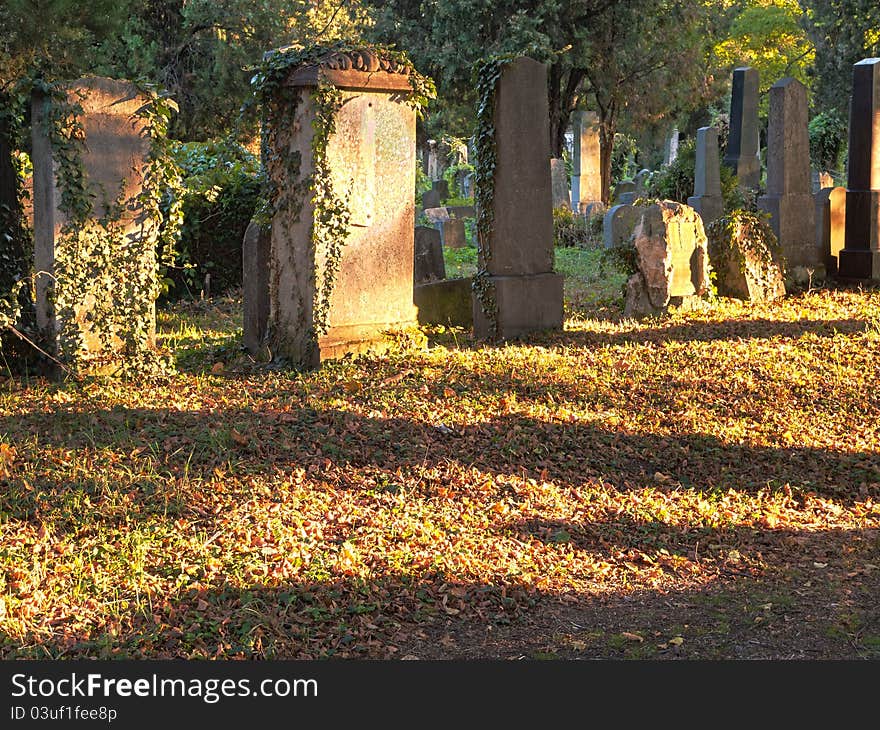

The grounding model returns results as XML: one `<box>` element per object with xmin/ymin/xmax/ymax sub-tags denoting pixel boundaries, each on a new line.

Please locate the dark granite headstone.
<box><xmin>414</xmin><ymin>226</ymin><xmax>445</xmax><ymax>283</ymax></box>
<box><xmin>723</xmin><ymin>67</ymin><xmax>761</xmax><ymax>189</ymax></box>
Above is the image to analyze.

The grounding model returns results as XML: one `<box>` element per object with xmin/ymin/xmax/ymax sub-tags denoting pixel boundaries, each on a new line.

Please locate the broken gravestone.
<box><xmin>623</xmin><ymin>201</ymin><xmax>711</xmax><ymax>318</ymax></box>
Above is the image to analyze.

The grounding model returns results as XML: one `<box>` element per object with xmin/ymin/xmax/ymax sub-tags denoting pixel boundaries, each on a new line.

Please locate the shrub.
<box><xmin>646</xmin><ymin>138</ymin><xmax>696</xmax><ymax>203</ymax></box>
<box><xmin>162</xmin><ymin>139</ymin><xmax>262</xmax><ymax>300</ymax></box>
<box><xmin>553</xmin><ymin>206</ymin><xmax>590</xmax><ymax>248</ymax></box>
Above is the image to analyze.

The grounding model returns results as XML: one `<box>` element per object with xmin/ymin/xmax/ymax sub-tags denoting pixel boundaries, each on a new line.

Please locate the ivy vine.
<box><xmin>472</xmin><ymin>56</ymin><xmax>511</xmax><ymax>341</ymax></box>
<box><xmin>705</xmin><ymin>209</ymin><xmax>786</xmax><ymax>294</ymax></box>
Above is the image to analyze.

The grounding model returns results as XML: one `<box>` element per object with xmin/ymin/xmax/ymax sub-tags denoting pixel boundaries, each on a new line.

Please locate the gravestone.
<box><xmin>472</xmin><ymin>57</ymin><xmax>563</xmax><ymax>340</ymax></box>
<box><xmin>624</xmin><ymin>201</ymin><xmax>711</xmax><ymax>318</ymax></box>
<box><xmin>31</xmin><ymin>77</ymin><xmax>159</xmax><ymax>364</ymax></box>
<box><xmin>446</xmin><ymin>204</ymin><xmax>475</xmax><ymax>219</ymax></box>
<box><xmin>838</xmin><ymin>58</ymin><xmax>880</xmax><ymax>280</ymax></box>
<box><xmin>266</xmin><ymin>48</ymin><xmax>419</xmax><ymax>368</ymax></box>
<box><xmin>422</xmin><ymin>187</ymin><xmax>441</xmax><ymax>210</ymax></box>
<box><xmin>613</xmin><ymin>180</ymin><xmax>636</xmax><ymax>204</ymax></box>
<box><xmin>571</xmin><ymin>111</ymin><xmax>601</xmax><ymax>212</ymax></box>
<box><xmin>687</xmin><ymin>126</ymin><xmax>724</xmax><ymax>227</ymax></box>
<box><xmin>425</xmin><ymin>139</ymin><xmax>440</xmax><ymax>180</ymax></box>
<box><xmin>815</xmin><ymin>187</ymin><xmax>847</xmax><ymax>275</ymax></box>
<box><xmin>550</xmin><ymin>157</ymin><xmax>571</xmax><ymax>209</ymax></box>
<box><xmin>634</xmin><ymin>169</ymin><xmax>651</xmax><ymax>195</ymax></box>
<box><xmin>603</xmin><ymin>204</ymin><xmax>640</xmax><ymax>248</ymax></box>
<box><xmin>422</xmin><ymin>206</ymin><xmax>450</xmax><ymax>224</ymax></box>
<box><xmin>242</xmin><ymin>221</ymin><xmax>271</xmax><ymax>355</ymax></box>
<box><xmin>708</xmin><ymin>219</ymin><xmax>786</xmax><ymax>302</ymax></box>
<box><xmin>664</xmin><ymin>128</ymin><xmax>680</xmax><ymax>165</ymax></box>
<box><xmin>414</xmin><ymin>278</ymin><xmax>473</xmax><ymax>327</ymax></box>
<box><xmin>440</xmin><ymin>217</ymin><xmax>466</xmax><ymax>249</ymax></box>
<box><xmin>414</xmin><ymin>226</ymin><xmax>445</xmax><ymax>283</ymax></box>
<box><xmin>758</xmin><ymin>78</ymin><xmax>819</xmax><ymax>272</ymax></box>
<box><xmin>723</xmin><ymin>67</ymin><xmax>761</xmax><ymax>189</ymax></box>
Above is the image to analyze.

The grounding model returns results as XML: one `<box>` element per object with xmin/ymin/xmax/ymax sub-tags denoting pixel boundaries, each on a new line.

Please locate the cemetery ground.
<box><xmin>1</xmin><ymin>251</ymin><xmax>879</xmax><ymax>661</ymax></box>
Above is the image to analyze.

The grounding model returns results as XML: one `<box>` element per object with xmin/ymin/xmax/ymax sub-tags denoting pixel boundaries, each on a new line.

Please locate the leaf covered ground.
<box><xmin>1</xmin><ymin>278</ymin><xmax>879</xmax><ymax>659</ymax></box>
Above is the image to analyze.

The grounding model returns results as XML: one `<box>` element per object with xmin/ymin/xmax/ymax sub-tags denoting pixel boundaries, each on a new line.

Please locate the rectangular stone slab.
<box><xmin>472</xmin><ymin>273</ymin><xmax>563</xmax><ymax>340</ymax></box>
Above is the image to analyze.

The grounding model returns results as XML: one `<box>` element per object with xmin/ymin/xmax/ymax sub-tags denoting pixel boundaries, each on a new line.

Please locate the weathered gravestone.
<box><xmin>687</xmin><ymin>126</ymin><xmax>724</xmax><ymax>228</ymax></box>
<box><xmin>837</xmin><ymin>58</ymin><xmax>880</xmax><ymax>281</ymax></box>
<box><xmin>815</xmin><ymin>187</ymin><xmax>846</xmax><ymax>275</ymax></box>
<box><xmin>446</xmin><ymin>204</ymin><xmax>476</xmax><ymax>219</ymax></box>
<box><xmin>634</xmin><ymin>169</ymin><xmax>652</xmax><ymax>196</ymax></box>
<box><xmin>624</xmin><ymin>201</ymin><xmax>711</xmax><ymax>319</ymax></box>
<box><xmin>414</xmin><ymin>226</ymin><xmax>445</xmax><ymax>283</ymax></box>
<box><xmin>603</xmin><ymin>204</ymin><xmax>640</xmax><ymax>249</ymax></box>
<box><xmin>414</xmin><ymin>278</ymin><xmax>473</xmax><ymax>328</ymax></box>
<box><xmin>664</xmin><ymin>128</ymin><xmax>680</xmax><ymax>165</ymax></box>
<box><xmin>422</xmin><ymin>187</ymin><xmax>442</xmax><ymax>210</ymax></box>
<box><xmin>571</xmin><ymin>111</ymin><xmax>601</xmax><ymax>212</ymax></box>
<box><xmin>472</xmin><ymin>57</ymin><xmax>563</xmax><ymax>340</ymax></box>
<box><xmin>422</xmin><ymin>206</ymin><xmax>450</xmax><ymax>225</ymax></box>
<box><xmin>242</xmin><ymin>220</ymin><xmax>271</xmax><ymax>355</ymax></box>
<box><xmin>265</xmin><ymin>48</ymin><xmax>419</xmax><ymax>368</ymax></box>
<box><xmin>614</xmin><ymin>180</ymin><xmax>637</xmax><ymax>205</ymax></box>
<box><xmin>758</xmin><ymin>78</ymin><xmax>819</xmax><ymax>273</ymax></box>
<box><xmin>31</xmin><ymin>77</ymin><xmax>160</xmax><ymax>369</ymax></box>
<box><xmin>440</xmin><ymin>217</ymin><xmax>466</xmax><ymax>249</ymax></box>
<box><xmin>707</xmin><ymin>214</ymin><xmax>786</xmax><ymax>302</ymax></box>
<box><xmin>723</xmin><ymin>67</ymin><xmax>761</xmax><ymax>190</ymax></box>
<box><xmin>550</xmin><ymin>157</ymin><xmax>571</xmax><ymax>209</ymax></box>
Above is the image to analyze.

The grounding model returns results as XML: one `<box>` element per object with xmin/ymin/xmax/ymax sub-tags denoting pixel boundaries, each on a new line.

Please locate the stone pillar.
<box><xmin>426</xmin><ymin>139</ymin><xmax>439</xmax><ymax>181</ymax></box>
<box><xmin>815</xmin><ymin>187</ymin><xmax>847</xmax><ymax>275</ymax></box>
<box><xmin>267</xmin><ymin>50</ymin><xmax>419</xmax><ymax>368</ymax></box>
<box><xmin>758</xmin><ymin>78</ymin><xmax>819</xmax><ymax>271</ymax></box>
<box><xmin>550</xmin><ymin>158</ymin><xmax>571</xmax><ymax>209</ymax></box>
<box><xmin>242</xmin><ymin>220</ymin><xmax>271</xmax><ymax>354</ymax></box>
<box><xmin>687</xmin><ymin>126</ymin><xmax>724</xmax><ymax>228</ymax></box>
<box><xmin>571</xmin><ymin>111</ymin><xmax>601</xmax><ymax>212</ymax></box>
<box><xmin>473</xmin><ymin>57</ymin><xmax>563</xmax><ymax>340</ymax></box>
<box><xmin>723</xmin><ymin>67</ymin><xmax>761</xmax><ymax>189</ymax></box>
<box><xmin>30</xmin><ymin>90</ymin><xmax>55</xmax><ymax>335</ymax></box>
<box><xmin>838</xmin><ymin>58</ymin><xmax>880</xmax><ymax>280</ymax></box>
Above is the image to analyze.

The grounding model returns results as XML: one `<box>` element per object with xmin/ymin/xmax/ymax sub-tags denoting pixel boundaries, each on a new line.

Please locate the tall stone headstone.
<box><xmin>838</xmin><ymin>58</ymin><xmax>880</xmax><ymax>280</ymax></box>
<box><xmin>266</xmin><ymin>49</ymin><xmax>419</xmax><ymax>368</ymax></box>
<box><xmin>426</xmin><ymin>139</ymin><xmax>440</xmax><ymax>180</ymax></box>
<box><xmin>550</xmin><ymin>157</ymin><xmax>571</xmax><ymax>209</ymax></box>
<box><xmin>688</xmin><ymin>126</ymin><xmax>724</xmax><ymax>228</ymax></box>
<box><xmin>758</xmin><ymin>78</ymin><xmax>819</xmax><ymax>271</ymax></box>
<box><xmin>571</xmin><ymin>111</ymin><xmax>601</xmax><ymax>212</ymax></box>
<box><xmin>473</xmin><ymin>57</ymin><xmax>563</xmax><ymax>340</ymax></box>
<box><xmin>31</xmin><ymin>77</ymin><xmax>158</xmax><ymax>364</ymax></box>
<box><xmin>815</xmin><ymin>187</ymin><xmax>847</xmax><ymax>275</ymax></box>
<box><xmin>242</xmin><ymin>220</ymin><xmax>271</xmax><ymax>355</ymax></box>
<box><xmin>723</xmin><ymin>67</ymin><xmax>761</xmax><ymax>190</ymax></box>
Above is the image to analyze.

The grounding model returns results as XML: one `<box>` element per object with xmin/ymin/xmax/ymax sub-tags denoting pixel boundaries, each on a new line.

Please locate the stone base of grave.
<box><xmin>414</xmin><ymin>277</ymin><xmax>473</xmax><ymax>327</ymax></box>
<box><xmin>838</xmin><ymin>190</ymin><xmax>880</xmax><ymax>281</ymax></box>
<box><xmin>472</xmin><ymin>273</ymin><xmax>563</xmax><ymax>341</ymax></box>
<box><xmin>758</xmin><ymin>192</ymin><xmax>820</xmax><ymax>271</ymax></box>
<box><xmin>317</xmin><ymin>319</ymin><xmax>422</xmax><ymax>362</ymax></box>
<box><xmin>837</xmin><ymin>249</ymin><xmax>880</xmax><ymax>281</ymax></box>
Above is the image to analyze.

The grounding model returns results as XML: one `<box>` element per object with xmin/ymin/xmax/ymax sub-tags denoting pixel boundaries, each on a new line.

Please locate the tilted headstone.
<box><xmin>723</xmin><ymin>67</ymin><xmax>761</xmax><ymax>189</ymax></box>
<box><xmin>472</xmin><ymin>57</ymin><xmax>563</xmax><ymax>340</ymax></box>
<box><xmin>758</xmin><ymin>78</ymin><xmax>819</xmax><ymax>272</ymax></box>
<box><xmin>688</xmin><ymin>126</ymin><xmax>724</xmax><ymax>227</ymax></box>
<box><xmin>550</xmin><ymin>157</ymin><xmax>571</xmax><ymax>209</ymax></box>
<box><xmin>571</xmin><ymin>111</ymin><xmax>601</xmax><ymax>212</ymax></box>
<box><xmin>31</xmin><ymin>77</ymin><xmax>159</xmax><ymax>366</ymax></box>
<box><xmin>440</xmin><ymin>217</ymin><xmax>466</xmax><ymax>249</ymax></box>
<box><xmin>414</xmin><ymin>277</ymin><xmax>473</xmax><ymax>327</ymax></box>
<box><xmin>624</xmin><ymin>201</ymin><xmax>710</xmax><ymax>318</ymax></box>
<box><xmin>603</xmin><ymin>203</ymin><xmax>640</xmax><ymax>249</ymax></box>
<box><xmin>414</xmin><ymin>226</ymin><xmax>445</xmax><ymax>283</ymax></box>
<box><xmin>266</xmin><ymin>48</ymin><xmax>419</xmax><ymax>368</ymax></box>
<box><xmin>838</xmin><ymin>58</ymin><xmax>880</xmax><ymax>280</ymax></box>
<box><xmin>242</xmin><ymin>220</ymin><xmax>271</xmax><ymax>355</ymax></box>
<box><xmin>708</xmin><ymin>218</ymin><xmax>786</xmax><ymax>302</ymax></box>
<box><xmin>815</xmin><ymin>187</ymin><xmax>846</xmax><ymax>275</ymax></box>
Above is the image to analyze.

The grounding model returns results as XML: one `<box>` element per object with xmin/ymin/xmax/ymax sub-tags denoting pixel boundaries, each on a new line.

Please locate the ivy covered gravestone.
<box><xmin>261</xmin><ymin>47</ymin><xmax>429</xmax><ymax>369</ymax></box>
<box><xmin>30</xmin><ymin>76</ymin><xmax>170</xmax><ymax>375</ymax></box>
<box><xmin>472</xmin><ymin>56</ymin><xmax>563</xmax><ymax>341</ymax></box>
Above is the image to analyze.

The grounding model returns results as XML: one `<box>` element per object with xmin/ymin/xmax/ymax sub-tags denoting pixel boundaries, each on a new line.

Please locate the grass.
<box><xmin>0</xmin><ymin>257</ymin><xmax>879</xmax><ymax>659</ymax></box>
